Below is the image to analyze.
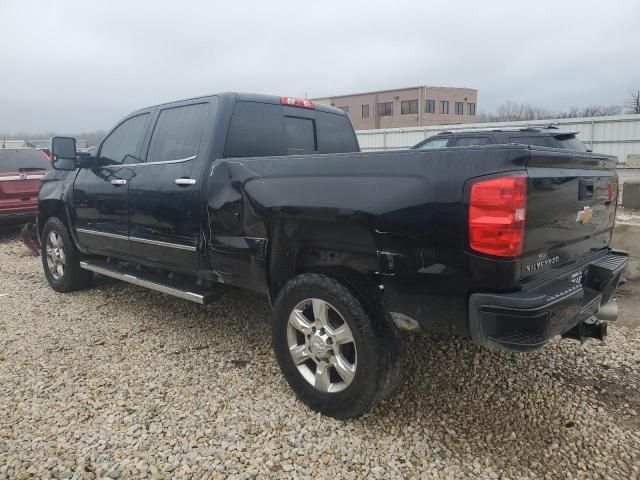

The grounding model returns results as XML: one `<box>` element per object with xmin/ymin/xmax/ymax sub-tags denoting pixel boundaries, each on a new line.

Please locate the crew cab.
<box><xmin>0</xmin><ymin>148</ymin><xmax>50</xmax><ymax>224</ymax></box>
<box><xmin>39</xmin><ymin>92</ymin><xmax>627</xmax><ymax>418</ymax></box>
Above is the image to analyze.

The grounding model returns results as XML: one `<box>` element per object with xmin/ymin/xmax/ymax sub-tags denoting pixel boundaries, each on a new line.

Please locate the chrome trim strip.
<box><xmin>80</xmin><ymin>261</ymin><xmax>204</xmax><ymax>304</ymax></box>
<box><xmin>0</xmin><ymin>174</ymin><xmax>44</xmax><ymax>181</ymax></box>
<box><xmin>142</xmin><ymin>155</ymin><xmax>197</xmax><ymax>166</ymax></box>
<box><xmin>101</xmin><ymin>155</ymin><xmax>197</xmax><ymax>168</ymax></box>
<box><xmin>76</xmin><ymin>228</ymin><xmax>128</xmax><ymax>240</ymax></box>
<box><xmin>129</xmin><ymin>235</ymin><xmax>197</xmax><ymax>252</ymax></box>
<box><xmin>76</xmin><ymin>228</ymin><xmax>197</xmax><ymax>252</ymax></box>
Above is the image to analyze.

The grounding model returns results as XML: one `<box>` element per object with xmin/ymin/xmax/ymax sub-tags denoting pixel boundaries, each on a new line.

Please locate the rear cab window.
<box><xmin>224</xmin><ymin>101</ymin><xmax>359</xmax><ymax>158</ymax></box>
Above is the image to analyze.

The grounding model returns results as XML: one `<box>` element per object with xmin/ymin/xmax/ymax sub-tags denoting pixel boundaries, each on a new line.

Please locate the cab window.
<box><xmin>508</xmin><ymin>136</ymin><xmax>551</xmax><ymax>147</ymax></box>
<box><xmin>453</xmin><ymin>136</ymin><xmax>490</xmax><ymax>147</ymax></box>
<box><xmin>416</xmin><ymin>137</ymin><xmax>450</xmax><ymax>149</ymax></box>
<box><xmin>99</xmin><ymin>113</ymin><xmax>150</xmax><ymax>165</ymax></box>
<box><xmin>147</xmin><ymin>103</ymin><xmax>210</xmax><ymax>162</ymax></box>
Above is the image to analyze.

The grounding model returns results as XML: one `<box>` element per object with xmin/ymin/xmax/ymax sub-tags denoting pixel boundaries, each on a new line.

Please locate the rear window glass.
<box><xmin>0</xmin><ymin>149</ymin><xmax>50</xmax><ymax>173</ymax></box>
<box><xmin>224</xmin><ymin>101</ymin><xmax>359</xmax><ymax>158</ymax></box>
<box><xmin>454</xmin><ymin>137</ymin><xmax>490</xmax><ymax>147</ymax></box>
<box><xmin>147</xmin><ymin>103</ymin><xmax>210</xmax><ymax>162</ymax></box>
<box><xmin>314</xmin><ymin>113</ymin><xmax>359</xmax><ymax>154</ymax></box>
<box><xmin>508</xmin><ymin>136</ymin><xmax>551</xmax><ymax>147</ymax></box>
<box><xmin>554</xmin><ymin>134</ymin><xmax>588</xmax><ymax>152</ymax></box>
<box><xmin>284</xmin><ymin>116</ymin><xmax>317</xmax><ymax>154</ymax></box>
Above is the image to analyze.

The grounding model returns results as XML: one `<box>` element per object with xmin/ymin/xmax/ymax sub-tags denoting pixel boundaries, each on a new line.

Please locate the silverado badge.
<box><xmin>576</xmin><ymin>206</ymin><xmax>593</xmax><ymax>224</ymax></box>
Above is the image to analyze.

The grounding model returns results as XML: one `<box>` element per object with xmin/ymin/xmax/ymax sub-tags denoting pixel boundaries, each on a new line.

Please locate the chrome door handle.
<box><xmin>174</xmin><ymin>178</ymin><xmax>197</xmax><ymax>186</ymax></box>
<box><xmin>110</xmin><ymin>179</ymin><xmax>127</xmax><ymax>186</ymax></box>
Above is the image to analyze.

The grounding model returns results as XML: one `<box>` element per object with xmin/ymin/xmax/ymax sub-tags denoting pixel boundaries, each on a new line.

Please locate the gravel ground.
<box><xmin>1</xmin><ymin>230</ymin><xmax>639</xmax><ymax>479</ymax></box>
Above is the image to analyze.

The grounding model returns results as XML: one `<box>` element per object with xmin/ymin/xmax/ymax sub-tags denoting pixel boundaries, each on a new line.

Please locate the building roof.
<box><xmin>314</xmin><ymin>85</ymin><xmax>477</xmax><ymax>100</ymax></box>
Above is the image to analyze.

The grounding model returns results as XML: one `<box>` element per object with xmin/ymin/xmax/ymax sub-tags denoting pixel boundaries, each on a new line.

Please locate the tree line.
<box><xmin>478</xmin><ymin>90</ymin><xmax>640</xmax><ymax>122</ymax></box>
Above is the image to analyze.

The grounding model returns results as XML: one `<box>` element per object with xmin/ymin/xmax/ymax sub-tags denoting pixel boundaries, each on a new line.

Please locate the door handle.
<box><xmin>175</xmin><ymin>178</ymin><xmax>197</xmax><ymax>186</ymax></box>
<box><xmin>110</xmin><ymin>179</ymin><xmax>127</xmax><ymax>186</ymax></box>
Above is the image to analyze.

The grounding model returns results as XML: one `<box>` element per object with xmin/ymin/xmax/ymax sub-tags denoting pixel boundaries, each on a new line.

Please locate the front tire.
<box><xmin>272</xmin><ymin>271</ymin><xmax>401</xmax><ymax>419</ymax></box>
<box><xmin>41</xmin><ymin>217</ymin><xmax>92</xmax><ymax>292</ymax></box>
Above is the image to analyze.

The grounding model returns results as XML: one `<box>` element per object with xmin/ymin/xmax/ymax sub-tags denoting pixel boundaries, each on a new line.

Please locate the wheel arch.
<box><xmin>266</xmin><ymin>217</ymin><xmax>382</xmax><ymax>300</ymax></box>
<box><xmin>37</xmin><ymin>199</ymin><xmax>69</xmax><ymax>234</ymax></box>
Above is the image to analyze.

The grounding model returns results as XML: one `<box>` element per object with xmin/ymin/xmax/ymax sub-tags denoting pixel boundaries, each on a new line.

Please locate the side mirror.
<box><xmin>50</xmin><ymin>137</ymin><xmax>77</xmax><ymax>170</ymax></box>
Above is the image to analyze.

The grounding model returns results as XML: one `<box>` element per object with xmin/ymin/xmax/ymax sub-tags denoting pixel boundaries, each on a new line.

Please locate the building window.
<box><xmin>401</xmin><ymin>99</ymin><xmax>418</xmax><ymax>115</ymax></box>
<box><xmin>362</xmin><ymin>104</ymin><xmax>369</xmax><ymax>118</ymax></box>
<box><xmin>425</xmin><ymin>99</ymin><xmax>435</xmax><ymax>114</ymax></box>
<box><xmin>440</xmin><ymin>101</ymin><xmax>449</xmax><ymax>114</ymax></box>
<box><xmin>377</xmin><ymin>102</ymin><xmax>393</xmax><ymax>117</ymax></box>
<box><xmin>339</xmin><ymin>106</ymin><xmax>349</xmax><ymax>115</ymax></box>
<box><xmin>455</xmin><ymin>102</ymin><xmax>464</xmax><ymax>115</ymax></box>
<box><xmin>467</xmin><ymin>103</ymin><xmax>476</xmax><ymax>115</ymax></box>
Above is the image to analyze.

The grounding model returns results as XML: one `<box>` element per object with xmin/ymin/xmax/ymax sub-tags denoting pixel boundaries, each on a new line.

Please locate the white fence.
<box><xmin>356</xmin><ymin>114</ymin><xmax>640</xmax><ymax>167</ymax></box>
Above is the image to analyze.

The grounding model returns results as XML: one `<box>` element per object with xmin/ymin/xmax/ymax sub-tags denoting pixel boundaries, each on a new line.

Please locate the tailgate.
<box><xmin>0</xmin><ymin>173</ymin><xmax>44</xmax><ymax>212</ymax></box>
<box><xmin>521</xmin><ymin>149</ymin><xmax>618</xmax><ymax>279</ymax></box>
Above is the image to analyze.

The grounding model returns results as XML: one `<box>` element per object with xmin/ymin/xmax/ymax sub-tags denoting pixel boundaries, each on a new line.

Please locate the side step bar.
<box><xmin>80</xmin><ymin>260</ymin><xmax>219</xmax><ymax>305</ymax></box>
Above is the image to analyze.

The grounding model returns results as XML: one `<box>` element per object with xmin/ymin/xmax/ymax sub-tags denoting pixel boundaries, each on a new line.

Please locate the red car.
<box><xmin>0</xmin><ymin>148</ymin><xmax>50</xmax><ymax>224</ymax></box>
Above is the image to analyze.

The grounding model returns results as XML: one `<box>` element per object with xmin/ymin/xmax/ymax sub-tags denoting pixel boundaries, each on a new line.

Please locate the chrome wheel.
<box><xmin>45</xmin><ymin>231</ymin><xmax>66</xmax><ymax>280</ymax></box>
<box><xmin>287</xmin><ymin>298</ymin><xmax>357</xmax><ymax>393</ymax></box>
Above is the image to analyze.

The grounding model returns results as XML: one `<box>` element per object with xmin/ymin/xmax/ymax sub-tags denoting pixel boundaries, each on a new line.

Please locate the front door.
<box><xmin>127</xmin><ymin>101</ymin><xmax>212</xmax><ymax>270</ymax></box>
<box><xmin>73</xmin><ymin>112</ymin><xmax>151</xmax><ymax>254</ymax></box>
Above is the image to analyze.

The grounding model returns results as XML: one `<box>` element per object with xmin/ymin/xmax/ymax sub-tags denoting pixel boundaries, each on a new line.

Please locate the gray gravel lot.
<box><xmin>1</xmin><ymin>230</ymin><xmax>639</xmax><ymax>479</ymax></box>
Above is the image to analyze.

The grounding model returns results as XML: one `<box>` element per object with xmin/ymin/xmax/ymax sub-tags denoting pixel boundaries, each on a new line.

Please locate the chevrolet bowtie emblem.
<box><xmin>576</xmin><ymin>206</ymin><xmax>593</xmax><ymax>224</ymax></box>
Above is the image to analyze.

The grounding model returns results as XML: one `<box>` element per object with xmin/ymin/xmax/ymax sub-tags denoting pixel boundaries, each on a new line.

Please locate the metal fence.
<box><xmin>356</xmin><ymin>114</ymin><xmax>640</xmax><ymax>167</ymax></box>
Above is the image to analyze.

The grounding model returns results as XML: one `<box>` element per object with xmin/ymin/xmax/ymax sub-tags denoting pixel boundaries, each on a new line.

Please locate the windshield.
<box><xmin>0</xmin><ymin>149</ymin><xmax>51</xmax><ymax>173</ymax></box>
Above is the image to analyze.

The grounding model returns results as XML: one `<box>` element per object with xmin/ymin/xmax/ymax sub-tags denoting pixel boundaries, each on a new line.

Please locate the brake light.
<box><xmin>280</xmin><ymin>97</ymin><xmax>315</xmax><ymax>109</ymax></box>
<box><xmin>469</xmin><ymin>175</ymin><xmax>527</xmax><ymax>257</ymax></box>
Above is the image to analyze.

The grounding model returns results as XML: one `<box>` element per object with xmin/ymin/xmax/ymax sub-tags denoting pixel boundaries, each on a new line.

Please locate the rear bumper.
<box><xmin>0</xmin><ymin>211</ymin><xmax>37</xmax><ymax>224</ymax></box>
<box><xmin>469</xmin><ymin>249</ymin><xmax>628</xmax><ymax>352</ymax></box>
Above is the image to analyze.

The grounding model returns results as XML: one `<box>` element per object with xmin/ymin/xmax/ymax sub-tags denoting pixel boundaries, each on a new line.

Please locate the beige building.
<box><xmin>315</xmin><ymin>85</ymin><xmax>477</xmax><ymax>130</ymax></box>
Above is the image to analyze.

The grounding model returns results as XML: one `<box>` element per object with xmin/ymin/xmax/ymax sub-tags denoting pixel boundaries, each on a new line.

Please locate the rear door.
<box><xmin>73</xmin><ymin>112</ymin><xmax>151</xmax><ymax>254</ymax></box>
<box><xmin>0</xmin><ymin>149</ymin><xmax>49</xmax><ymax>217</ymax></box>
<box><xmin>127</xmin><ymin>100</ymin><xmax>215</xmax><ymax>269</ymax></box>
<box><xmin>521</xmin><ymin>148</ymin><xmax>618</xmax><ymax>279</ymax></box>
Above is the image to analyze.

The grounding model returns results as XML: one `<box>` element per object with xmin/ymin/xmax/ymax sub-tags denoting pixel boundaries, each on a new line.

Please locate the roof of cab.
<box><xmin>133</xmin><ymin>92</ymin><xmax>347</xmax><ymax>116</ymax></box>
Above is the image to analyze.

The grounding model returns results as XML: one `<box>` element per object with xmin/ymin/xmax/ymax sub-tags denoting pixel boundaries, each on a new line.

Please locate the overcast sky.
<box><xmin>1</xmin><ymin>0</ymin><xmax>639</xmax><ymax>134</ymax></box>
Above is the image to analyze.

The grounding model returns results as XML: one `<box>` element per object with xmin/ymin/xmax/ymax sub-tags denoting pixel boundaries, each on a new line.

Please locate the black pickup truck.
<box><xmin>40</xmin><ymin>92</ymin><xmax>627</xmax><ymax>418</ymax></box>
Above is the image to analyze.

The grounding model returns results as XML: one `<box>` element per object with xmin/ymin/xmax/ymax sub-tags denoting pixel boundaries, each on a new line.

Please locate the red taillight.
<box><xmin>280</xmin><ymin>96</ymin><xmax>315</xmax><ymax>109</ymax></box>
<box><xmin>469</xmin><ymin>175</ymin><xmax>527</xmax><ymax>257</ymax></box>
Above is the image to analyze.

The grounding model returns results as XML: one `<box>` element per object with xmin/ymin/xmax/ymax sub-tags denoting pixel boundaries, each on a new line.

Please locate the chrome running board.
<box><xmin>80</xmin><ymin>260</ymin><xmax>218</xmax><ymax>304</ymax></box>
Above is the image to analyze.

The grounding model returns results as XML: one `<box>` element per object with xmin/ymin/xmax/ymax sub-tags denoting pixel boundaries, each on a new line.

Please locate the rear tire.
<box><xmin>272</xmin><ymin>271</ymin><xmax>401</xmax><ymax>419</ymax></box>
<box><xmin>41</xmin><ymin>217</ymin><xmax>92</xmax><ymax>292</ymax></box>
